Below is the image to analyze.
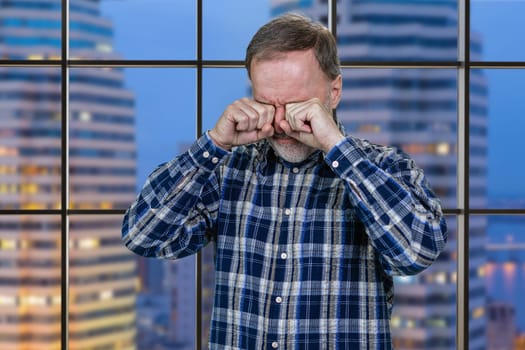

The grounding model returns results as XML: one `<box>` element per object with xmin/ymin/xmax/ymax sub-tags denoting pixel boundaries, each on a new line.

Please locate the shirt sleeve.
<box><xmin>325</xmin><ymin>136</ymin><xmax>448</xmax><ymax>276</ymax></box>
<box><xmin>121</xmin><ymin>132</ymin><xmax>228</xmax><ymax>259</ymax></box>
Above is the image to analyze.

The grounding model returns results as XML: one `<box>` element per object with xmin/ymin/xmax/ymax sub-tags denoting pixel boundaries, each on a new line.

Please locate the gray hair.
<box><xmin>245</xmin><ymin>13</ymin><xmax>341</xmax><ymax>81</ymax></box>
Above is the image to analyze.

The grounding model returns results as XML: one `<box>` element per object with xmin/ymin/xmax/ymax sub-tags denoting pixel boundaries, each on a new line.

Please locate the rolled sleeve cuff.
<box><xmin>325</xmin><ymin>137</ymin><xmax>370</xmax><ymax>202</ymax></box>
<box><xmin>188</xmin><ymin>132</ymin><xmax>229</xmax><ymax>171</ymax></box>
<box><xmin>325</xmin><ymin>136</ymin><xmax>367</xmax><ymax>175</ymax></box>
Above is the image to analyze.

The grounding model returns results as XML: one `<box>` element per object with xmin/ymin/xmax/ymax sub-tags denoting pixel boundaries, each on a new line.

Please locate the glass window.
<box><xmin>68</xmin><ymin>67</ymin><xmax>196</xmax><ymax>209</ymax></box>
<box><xmin>0</xmin><ymin>215</ymin><xmax>61</xmax><ymax>348</ymax></box>
<box><xmin>471</xmin><ymin>0</ymin><xmax>525</xmax><ymax>62</ymax></box>
<box><xmin>0</xmin><ymin>67</ymin><xmax>62</xmax><ymax>210</ymax></box>
<box><xmin>470</xmin><ymin>69</ymin><xmax>525</xmax><ymax>209</ymax></box>
<box><xmin>91</xmin><ymin>0</ymin><xmax>196</xmax><ymax>60</ymax></box>
<box><xmin>1</xmin><ymin>0</ymin><xmax>524</xmax><ymax>349</ymax></box>
<box><xmin>69</xmin><ymin>214</ymin><xmax>136</xmax><ymax>349</ymax></box>
<box><xmin>479</xmin><ymin>215</ymin><xmax>525</xmax><ymax>349</ymax></box>
<box><xmin>203</xmin><ymin>68</ymin><xmax>250</xmax><ymax>131</ymax></box>
<box><xmin>0</xmin><ymin>1</ymin><xmax>61</xmax><ymax>60</ymax></box>
<box><xmin>203</xmin><ymin>0</ymin><xmax>271</xmax><ymax>60</ymax></box>
<box><xmin>336</xmin><ymin>0</ymin><xmax>458</xmax><ymax>62</ymax></box>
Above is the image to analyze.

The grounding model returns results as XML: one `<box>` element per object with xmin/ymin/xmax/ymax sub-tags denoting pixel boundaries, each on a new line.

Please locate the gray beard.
<box><xmin>268</xmin><ymin>137</ymin><xmax>315</xmax><ymax>164</ymax></box>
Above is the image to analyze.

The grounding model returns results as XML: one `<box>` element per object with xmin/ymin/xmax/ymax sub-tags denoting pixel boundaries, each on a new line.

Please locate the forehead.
<box><xmin>250</xmin><ymin>50</ymin><xmax>328</xmax><ymax>104</ymax></box>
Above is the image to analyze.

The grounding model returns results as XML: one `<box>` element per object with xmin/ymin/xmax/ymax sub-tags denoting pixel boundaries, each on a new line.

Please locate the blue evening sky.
<box><xmin>100</xmin><ymin>0</ymin><xmax>525</xmax><ymax>200</ymax></box>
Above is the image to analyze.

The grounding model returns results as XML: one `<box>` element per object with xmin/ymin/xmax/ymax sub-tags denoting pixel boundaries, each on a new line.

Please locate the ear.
<box><xmin>329</xmin><ymin>75</ymin><xmax>342</xmax><ymax>109</ymax></box>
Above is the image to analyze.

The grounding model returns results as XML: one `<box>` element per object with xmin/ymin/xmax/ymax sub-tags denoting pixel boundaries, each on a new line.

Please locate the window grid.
<box><xmin>0</xmin><ymin>0</ymin><xmax>524</xmax><ymax>349</ymax></box>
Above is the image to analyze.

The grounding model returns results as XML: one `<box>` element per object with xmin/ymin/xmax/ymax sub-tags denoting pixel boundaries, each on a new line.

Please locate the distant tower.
<box><xmin>487</xmin><ymin>301</ymin><xmax>516</xmax><ymax>350</ymax></box>
<box><xmin>270</xmin><ymin>1</ymin><xmax>488</xmax><ymax>349</ymax></box>
<box><xmin>0</xmin><ymin>0</ymin><xmax>137</xmax><ymax>349</ymax></box>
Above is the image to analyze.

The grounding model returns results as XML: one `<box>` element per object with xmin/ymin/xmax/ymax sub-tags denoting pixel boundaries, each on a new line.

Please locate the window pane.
<box><xmin>69</xmin><ymin>215</ymin><xmax>137</xmax><ymax>349</ymax></box>
<box><xmin>481</xmin><ymin>215</ymin><xmax>525</xmax><ymax>349</ymax></box>
<box><xmin>119</xmin><ymin>68</ymin><xmax>196</xmax><ymax>349</ymax></box>
<box><xmin>0</xmin><ymin>215</ymin><xmax>61</xmax><ymax>349</ymax></box>
<box><xmin>203</xmin><ymin>0</ymin><xmax>270</xmax><ymax>60</ymax></box>
<box><xmin>202</xmin><ymin>68</ymin><xmax>250</xmax><ymax>132</ymax></box>
<box><xmin>0</xmin><ymin>0</ymin><xmax>61</xmax><ymax>60</ymax></box>
<box><xmin>70</xmin><ymin>214</ymin><xmax>198</xmax><ymax>349</ymax></box>
<box><xmin>69</xmin><ymin>67</ymin><xmax>196</xmax><ymax>210</ymax></box>
<box><xmin>79</xmin><ymin>0</ymin><xmax>196</xmax><ymax>60</ymax></box>
<box><xmin>471</xmin><ymin>0</ymin><xmax>525</xmax><ymax>62</ymax></box>
<box><xmin>341</xmin><ymin>68</ymin><xmax>457</xmax><ymax>208</ymax></box>
<box><xmin>68</xmin><ymin>67</ymin><xmax>134</xmax><ymax>210</ymax></box>
<box><xmin>471</xmin><ymin>69</ymin><xmax>525</xmax><ymax>209</ymax></box>
<box><xmin>392</xmin><ymin>215</ymin><xmax>457</xmax><ymax>349</ymax></box>
<box><xmin>335</xmin><ymin>0</ymin><xmax>458</xmax><ymax>62</ymax></box>
<box><xmin>0</xmin><ymin>67</ymin><xmax>62</xmax><ymax>210</ymax></box>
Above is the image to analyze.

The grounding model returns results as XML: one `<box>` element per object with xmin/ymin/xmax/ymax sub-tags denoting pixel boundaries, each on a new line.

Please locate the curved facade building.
<box><xmin>0</xmin><ymin>0</ymin><xmax>137</xmax><ymax>349</ymax></box>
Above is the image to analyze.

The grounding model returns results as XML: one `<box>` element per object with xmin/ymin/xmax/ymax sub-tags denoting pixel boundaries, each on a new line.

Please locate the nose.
<box><xmin>273</xmin><ymin>105</ymin><xmax>285</xmax><ymax>134</ymax></box>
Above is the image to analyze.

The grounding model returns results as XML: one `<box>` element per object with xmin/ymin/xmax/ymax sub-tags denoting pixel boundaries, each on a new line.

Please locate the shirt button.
<box><xmin>272</xmin><ymin>342</ymin><xmax>279</xmax><ymax>348</ymax></box>
<box><xmin>275</xmin><ymin>296</ymin><xmax>282</xmax><ymax>304</ymax></box>
<box><xmin>292</xmin><ymin>167</ymin><xmax>299</xmax><ymax>173</ymax></box>
<box><xmin>280</xmin><ymin>252</ymin><xmax>288</xmax><ymax>260</ymax></box>
<box><xmin>332</xmin><ymin>160</ymin><xmax>339</xmax><ymax>168</ymax></box>
<box><xmin>211</xmin><ymin>156</ymin><xmax>219</xmax><ymax>164</ymax></box>
<box><xmin>202</xmin><ymin>151</ymin><xmax>210</xmax><ymax>159</ymax></box>
<box><xmin>284</xmin><ymin>208</ymin><xmax>291</xmax><ymax>216</ymax></box>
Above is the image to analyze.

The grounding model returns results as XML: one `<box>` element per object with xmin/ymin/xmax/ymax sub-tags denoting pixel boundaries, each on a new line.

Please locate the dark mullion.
<box><xmin>3</xmin><ymin>208</ymin><xmax>525</xmax><ymax>216</ymax></box>
<box><xmin>328</xmin><ymin>0</ymin><xmax>337</xmax><ymax>36</ymax></box>
<box><xmin>60</xmin><ymin>1</ymin><xmax>70</xmax><ymax>350</ymax></box>
<box><xmin>340</xmin><ymin>61</ymin><xmax>460</xmax><ymax>68</ymax></box>
<box><xmin>457</xmin><ymin>0</ymin><xmax>471</xmax><ymax>349</ymax></box>
<box><xmin>462</xmin><ymin>0</ymin><xmax>471</xmax><ymax>348</ymax></box>
<box><xmin>2</xmin><ymin>59</ymin><xmax>525</xmax><ymax>69</ymax></box>
<box><xmin>195</xmin><ymin>1</ymin><xmax>203</xmax><ymax>350</ymax></box>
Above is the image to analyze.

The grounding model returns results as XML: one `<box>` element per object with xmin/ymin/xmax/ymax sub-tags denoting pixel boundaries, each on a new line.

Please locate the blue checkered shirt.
<box><xmin>122</xmin><ymin>132</ymin><xmax>447</xmax><ymax>349</ymax></box>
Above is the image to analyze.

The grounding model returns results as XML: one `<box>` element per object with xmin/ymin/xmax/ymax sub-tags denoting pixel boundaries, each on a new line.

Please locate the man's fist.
<box><xmin>209</xmin><ymin>98</ymin><xmax>275</xmax><ymax>150</ymax></box>
<box><xmin>280</xmin><ymin>98</ymin><xmax>344</xmax><ymax>152</ymax></box>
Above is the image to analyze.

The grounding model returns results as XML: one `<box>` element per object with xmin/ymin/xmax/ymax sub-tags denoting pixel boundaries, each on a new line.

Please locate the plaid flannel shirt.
<box><xmin>122</xmin><ymin>132</ymin><xmax>447</xmax><ymax>349</ymax></box>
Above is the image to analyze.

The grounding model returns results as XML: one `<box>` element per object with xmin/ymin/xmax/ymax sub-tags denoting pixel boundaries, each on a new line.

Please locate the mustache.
<box><xmin>272</xmin><ymin>132</ymin><xmax>288</xmax><ymax>138</ymax></box>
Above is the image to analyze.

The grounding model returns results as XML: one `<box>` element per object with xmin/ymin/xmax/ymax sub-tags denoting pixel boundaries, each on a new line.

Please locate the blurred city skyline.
<box><xmin>1</xmin><ymin>1</ymin><xmax>524</xmax><ymax>349</ymax></box>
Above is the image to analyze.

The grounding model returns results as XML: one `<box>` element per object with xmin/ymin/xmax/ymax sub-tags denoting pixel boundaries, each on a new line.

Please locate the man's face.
<box><xmin>251</xmin><ymin>49</ymin><xmax>340</xmax><ymax>163</ymax></box>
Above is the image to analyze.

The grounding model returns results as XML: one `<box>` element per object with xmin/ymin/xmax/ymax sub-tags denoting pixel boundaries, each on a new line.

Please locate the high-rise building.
<box><xmin>486</xmin><ymin>301</ymin><xmax>517</xmax><ymax>350</ymax></box>
<box><xmin>0</xmin><ymin>0</ymin><xmax>137</xmax><ymax>349</ymax></box>
<box><xmin>270</xmin><ymin>1</ymin><xmax>488</xmax><ymax>349</ymax></box>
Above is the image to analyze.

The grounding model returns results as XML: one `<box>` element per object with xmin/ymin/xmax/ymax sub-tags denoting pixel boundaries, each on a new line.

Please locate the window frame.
<box><xmin>1</xmin><ymin>0</ymin><xmax>524</xmax><ymax>349</ymax></box>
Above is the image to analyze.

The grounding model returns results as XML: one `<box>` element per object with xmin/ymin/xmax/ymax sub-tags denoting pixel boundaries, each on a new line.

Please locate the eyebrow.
<box><xmin>253</xmin><ymin>98</ymin><xmax>273</xmax><ymax>106</ymax></box>
<box><xmin>254</xmin><ymin>98</ymin><xmax>306</xmax><ymax>106</ymax></box>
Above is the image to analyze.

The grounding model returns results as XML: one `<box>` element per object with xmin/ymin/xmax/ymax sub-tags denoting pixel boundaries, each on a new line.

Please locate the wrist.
<box><xmin>322</xmin><ymin>133</ymin><xmax>345</xmax><ymax>153</ymax></box>
<box><xmin>208</xmin><ymin>129</ymin><xmax>231</xmax><ymax>151</ymax></box>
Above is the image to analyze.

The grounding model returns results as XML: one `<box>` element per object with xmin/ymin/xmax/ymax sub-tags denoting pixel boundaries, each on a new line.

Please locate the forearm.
<box><xmin>326</xmin><ymin>136</ymin><xmax>447</xmax><ymax>275</ymax></box>
<box><xmin>122</xmin><ymin>132</ymin><xmax>228</xmax><ymax>258</ymax></box>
